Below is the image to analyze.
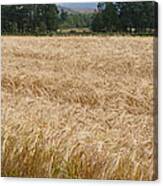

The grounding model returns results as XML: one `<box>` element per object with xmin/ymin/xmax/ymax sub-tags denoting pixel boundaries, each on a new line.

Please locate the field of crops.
<box><xmin>1</xmin><ymin>36</ymin><xmax>157</xmax><ymax>180</ymax></box>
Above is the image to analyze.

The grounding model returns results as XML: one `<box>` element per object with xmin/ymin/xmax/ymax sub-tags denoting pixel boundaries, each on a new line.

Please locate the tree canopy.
<box><xmin>1</xmin><ymin>2</ymin><xmax>158</xmax><ymax>36</ymax></box>
<box><xmin>1</xmin><ymin>4</ymin><xmax>59</xmax><ymax>35</ymax></box>
<box><xmin>91</xmin><ymin>1</ymin><xmax>158</xmax><ymax>35</ymax></box>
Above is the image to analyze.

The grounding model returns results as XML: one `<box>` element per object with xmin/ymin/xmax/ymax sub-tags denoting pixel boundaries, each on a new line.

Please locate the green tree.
<box><xmin>60</xmin><ymin>9</ymin><xmax>68</xmax><ymax>23</ymax></box>
<box><xmin>43</xmin><ymin>4</ymin><xmax>59</xmax><ymax>32</ymax></box>
<box><xmin>91</xmin><ymin>1</ymin><xmax>157</xmax><ymax>35</ymax></box>
<box><xmin>1</xmin><ymin>4</ymin><xmax>59</xmax><ymax>35</ymax></box>
<box><xmin>102</xmin><ymin>3</ymin><xmax>119</xmax><ymax>32</ymax></box>
<box><xmin>91</xmin><ymin>12</ymin><xmax>104</xmax><ymax>32</ymax></box>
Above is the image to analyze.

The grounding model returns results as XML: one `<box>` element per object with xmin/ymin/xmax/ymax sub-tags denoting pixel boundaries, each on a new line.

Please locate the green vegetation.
<box><xmin>1</xmin><ymin>4</ymin><xmax>59</xmax><ymax>35</ymax></box>
<box><xmin>1</xmin><ymin>2</ymin><xmax>158</xmax><ymax>36</ymax></box>
<box><xmin>92</xmin><ymin>2</ymin><xmax>157</xmax><ymax>35</ymax></box>
<box><xmin>60</xmin><ymin>12</ymin><xmax>93</xmax><ymax>29</ymax></box>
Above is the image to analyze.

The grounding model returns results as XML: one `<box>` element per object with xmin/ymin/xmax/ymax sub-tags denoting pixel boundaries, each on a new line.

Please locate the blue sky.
<box><xmin>58</xmin><ymin>2</ymin><xmax>98</xmax><ymax>10</ymax></box>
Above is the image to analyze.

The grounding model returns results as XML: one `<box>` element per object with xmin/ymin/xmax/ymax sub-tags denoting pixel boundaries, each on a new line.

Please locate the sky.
<box><xmin>58</xmin><ymin>2</ymin><xmax>98</xmax><ymax>10</ymax></box>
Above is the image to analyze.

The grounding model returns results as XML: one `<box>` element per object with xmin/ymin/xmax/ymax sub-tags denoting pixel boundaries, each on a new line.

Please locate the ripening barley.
<box><xmin>1</xmin><ymin>36</ymin><xmax>157</xmax><ymax>180</ymax></box>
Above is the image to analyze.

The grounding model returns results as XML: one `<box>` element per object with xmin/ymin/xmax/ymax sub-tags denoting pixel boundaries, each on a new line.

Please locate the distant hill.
<box><xmin>57</xmin><ymin>3</ymin><xmax>97</xmax><ymax>13</ymax></box>
<box><xmin>57</xmin><ymin>5</ymin><xmax>78</xmax><ymax>14</ymax></box>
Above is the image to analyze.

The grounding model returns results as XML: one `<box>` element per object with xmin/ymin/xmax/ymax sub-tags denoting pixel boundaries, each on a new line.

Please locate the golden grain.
<box><xmin>1</xmin><ymin>36</ymin><xmax>156</xmax><ymax>180</ymax></box>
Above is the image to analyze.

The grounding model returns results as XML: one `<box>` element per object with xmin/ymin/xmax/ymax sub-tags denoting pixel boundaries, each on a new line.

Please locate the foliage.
<box><xmin>91</xmin><ymin>1</ymin><xmax>157</xmax><ymax>35</ymax></box>
<box><xmin>60</xmin><ymin>12</ymin><xmax>94</xmax><ymax>29</ymax></box>
<box><xmin>1</xmin><ymin>2</ymin><xmax>158</xmax><ymax>36</ymax></box>
<box><xmin>1</xmin><ymin>4</ymin><xmax>59</xmax><ymax>35</ymax></box>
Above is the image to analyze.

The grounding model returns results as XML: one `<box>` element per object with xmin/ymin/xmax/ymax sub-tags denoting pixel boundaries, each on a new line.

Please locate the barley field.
<box><xmin>1</xmin><ymin>36</ymin><xmax>157</xmax><ymax>180</ymax></box>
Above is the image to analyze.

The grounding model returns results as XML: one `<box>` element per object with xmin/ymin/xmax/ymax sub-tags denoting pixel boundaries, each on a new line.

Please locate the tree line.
<box><xmin>1</xmin><ymin>4</ymin><xmax>59</xmax><ymax>35</ymax></box>
<box><xmin>1</xmin><ymin>2</ymin><xmax>158</xmax><ymax>35</ymax></box>
<box><xmin>59</xmin><ymin>11</ymin><xmax>93</xmax><ymax>29</ymax></box>
<box><xmin>91</xmin><ymin>1</ymin><xmax>157</xmax><ymax>35</ymax></box>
